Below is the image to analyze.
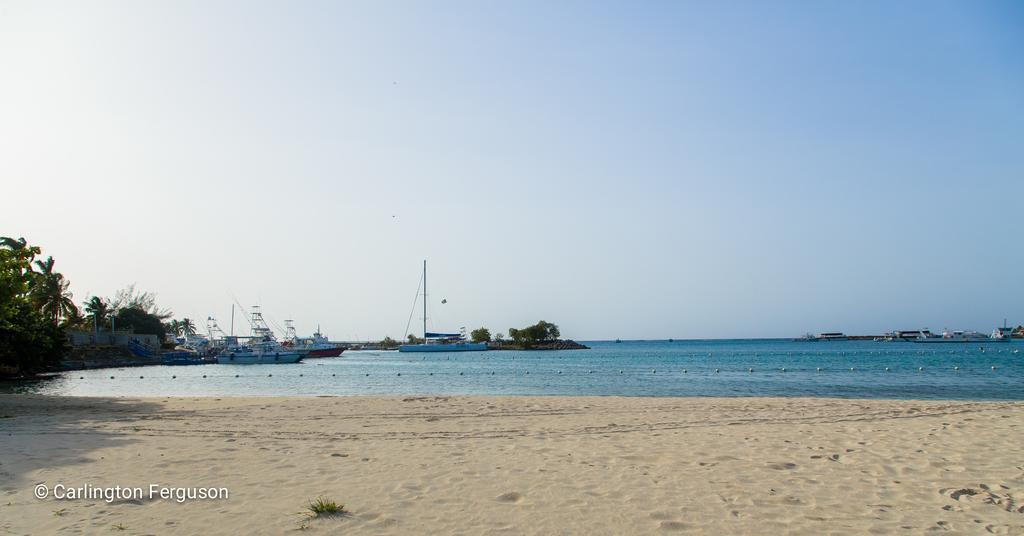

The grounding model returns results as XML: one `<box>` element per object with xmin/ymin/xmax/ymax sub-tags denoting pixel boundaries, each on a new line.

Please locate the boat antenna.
<box><xmin>422</xmin><ymin>259</ymin><xmax>427</xmax><ymax>340</ymax></box>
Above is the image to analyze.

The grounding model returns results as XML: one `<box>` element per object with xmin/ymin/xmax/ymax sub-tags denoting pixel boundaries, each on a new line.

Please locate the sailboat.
<box><xmin>398</xmin><ymin>260</ymin><xmax>488</xmax><ymax>353</ymax></box>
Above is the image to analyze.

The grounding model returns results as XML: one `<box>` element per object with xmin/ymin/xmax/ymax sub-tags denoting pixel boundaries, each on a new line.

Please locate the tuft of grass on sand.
<box><xmin>306</xmin><ymin>496</ymin><xmax>345</xmax><ymax>517</ymax></box>
<box><xmin>111</xmin><ymin>522</ymin><xmax>127</xmax><ymax>531</ymax></box>
<box><xmin>52</xmin><ymin>508</ymin><xmax>67</xmax><ymax>517</ymax></box>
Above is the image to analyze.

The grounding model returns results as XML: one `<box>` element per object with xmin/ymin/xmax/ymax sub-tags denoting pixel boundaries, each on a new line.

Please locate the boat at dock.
<box><xmin>217</xmin><ymin>339</ymin><xmax>303</xmax><ymax>363</ymax></box>
<box><xmin>282</xmin><ymin>321</ymin><xmax>346</xmax><ymax>358</ymax></box>
<box><xmin>216</xmin><ymin>306</ymin><xmax>303</xmax><ymax>364</ymax></box>
<box><xmin>398</xmin><ymin>260</ymin><xmax>487</xmax><ymax>353</ymax></box>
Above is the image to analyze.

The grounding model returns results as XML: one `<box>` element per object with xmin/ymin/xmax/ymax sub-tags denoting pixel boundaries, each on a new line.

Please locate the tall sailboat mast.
<box><xmin>422</xmin><ymin>259</ymin><xmax>427</xmax><ymax>341</ymax></box>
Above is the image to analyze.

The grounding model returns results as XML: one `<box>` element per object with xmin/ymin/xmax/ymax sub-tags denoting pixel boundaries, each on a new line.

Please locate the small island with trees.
<box><xmin>376</xmin><ymin>321</ymin><xmax>588</xmax><ymax>351</ymax></box>
<box><xmin>471</xmin><ymin>320</ymin><xmax>589</xmax><ymax>350</ymax></box>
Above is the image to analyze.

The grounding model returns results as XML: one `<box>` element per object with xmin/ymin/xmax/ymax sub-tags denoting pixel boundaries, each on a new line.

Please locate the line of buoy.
<box><xmin>83</xmin><ymin>363</ymin><xmax>1014</xmax><ymax>382</ymax></box>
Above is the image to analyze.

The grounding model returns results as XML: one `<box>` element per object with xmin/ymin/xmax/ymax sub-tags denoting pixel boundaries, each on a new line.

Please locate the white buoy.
<box><xmin>748</xmin><ymin>368</ymin><xmax>753</xmax><ymax>373</ymax></box>
<box><xmin>715</xmin><ymin>368</ymin><xmax>720</xmax><ymax>373</ymax></box>
<box><xmin>816</xmin><ymin>367</ymin><xmax>821</xmax><ymax>372</ymax></box>
<box><xmin>850</xmin><ymin>367</ymin><xmax>855</xmax><ymax>371</ymax></box>
<box><xmin>918</xmin><ymin>367</ymin><xmax>923</xmax><ymax>372</ymax></box>
<box><xmin>651</xmin><ymin>369</ymin><xmax>656</xmax><ymax>373</ymax></box>
<box><xmin>619</xmin><ymin>370</ymin><xmax>623</xmax><ymax>374</ymax></box>
<box><xmin>992</xmin><ymin>365</ymin><xmax>997</xmax><ymax>371</ymax></box>
<box><xmin>885</xmin><ymin>367</ymin><xmax>890</xmax><ymax>372</ymax></box>
<box><xmin>683</xmin><ymin>369</ymin><xmax>687</xmax><ymax>373</ymax></box>
<box><xmin>953</xmin><ymin>366</ymin><xmax>959</xmax><ymax>371</ymax></box>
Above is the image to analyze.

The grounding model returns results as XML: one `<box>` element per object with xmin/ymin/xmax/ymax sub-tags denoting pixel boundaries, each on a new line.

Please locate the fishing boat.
<box><xmin>217</xmin><ymin>339</ymin><xmax>303</xmax><ymax>363</ymax></box>
<box><xmin>282</xmin><ymin>321</ymin><xmax>345</xmax><ymax>358</ymax></box>
<box><xmin>399</xmin><ymin>260</ymin><xmax>487</xmax><ymax>353</ymax></box>
<box><xmin>216</xmin><ymin>306</ymin><xmax>302</xmax><ymax>363</ymax></box>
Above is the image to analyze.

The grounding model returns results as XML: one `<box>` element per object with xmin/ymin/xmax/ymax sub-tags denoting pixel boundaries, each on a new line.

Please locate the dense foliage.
<box><xmin>470</xmin><ymin>328</ymin><xmax>491</xmax><ymax>343</ymax></box>
<box><xmin>2</xmin><ymin>236</ymin><xmax>178</xmax><ymax>375</ymax></box>
<box><xmin>0</xmin><ymin>237</ymin><xmax>68</xmax><ymax>375</ymax></box>
<box><xmin>114</xmin><ymin>307</ymin><xmax>167</xmax><ymax>341</ymax></box>
<box><xmin>506</xmin><ymin>320</ymin><xmax>560</xmax><ymax>348</ymax></box>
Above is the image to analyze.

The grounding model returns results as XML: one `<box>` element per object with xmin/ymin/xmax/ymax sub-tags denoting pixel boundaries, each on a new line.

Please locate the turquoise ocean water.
<box><xmin>10</xmin><ymin>339</ymin><xmax>1024</xmax><ymax>399</ymax></box>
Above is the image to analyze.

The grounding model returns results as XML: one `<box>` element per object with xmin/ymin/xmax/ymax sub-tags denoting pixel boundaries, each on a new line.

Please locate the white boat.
<box><xmin>794</xmin><ymin>332</ymin><xmax>848</xmax><ymax>342</ymax></box>
<box><xmin>992</xmin><ymin>324</ymin><xmax>1015</xmax><ymax>342</ymax></box>
<box><xmin>282</xmin><ymin>321</ymin><xmax>345</xmax><ymax>358</ymax></box>
<box><xmin>216</xmin><ymin>306</ymin><xmax>303</xmax><ymax>363</ymax></box>
<box><xmin>399</xmin><ymin>260</ymin><xmax>487</xmax><ymax>353</ymax></box>
<box><xmin>217</xmin><ymin>339</ymin><xmax>302</xmax><ymax>364</ymax></box>
<box><xmin>913</xmin><ymin>328</ymin><xmax>1001</xmax><ymax>343</ymax></box>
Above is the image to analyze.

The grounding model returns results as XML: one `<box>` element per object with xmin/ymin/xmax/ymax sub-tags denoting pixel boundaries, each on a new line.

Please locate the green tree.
<box><xmin>507</xmin><ymin>321</ymin><xmax>562</xmax><ymax>348</ymax></box>
<box><xmin>30</xmin><ymin>256</ymin><xmax>78</xmax><ymax>326</ymax></box>
<box><xmin>179</xmin><ymin>318</ymin><xmax>196</xmax><ymax>336</ymax></box>
<box><xmin>0</xmin><ymin>237</ymin><xmax>66</xmax><ymax>374</ymax></box>
<box><xmin>113</xmin><ymin>307</ymin><xmax>167</xmax><ymax>341</ymax></box>
<box><xmin>470</xmin><ymin>328</ymin><xmax>491</xmax><ymax>343</ymax></box>
<box><xmin>60</xmin><ymin>307</ymin><xmax>91</xmax><ymax>331</ymax></box>
<box><xmin>380</xmin><ymin>336</ymin><xmax>399</xmax><ymax>349</ymax></box>
<box><xmin>494</xmin><ymin>331</ymin><xmax>505</xmax><ymax>342</ymax></box>
<box><xmin>110</xmin><ymin>284</ymin><xmax>172</xmax><ymax>320</ymax></box>
<box><xmin>84</xmin><ymin>296</ymin><xmax>110</xmax><ymax>329</ymax></box>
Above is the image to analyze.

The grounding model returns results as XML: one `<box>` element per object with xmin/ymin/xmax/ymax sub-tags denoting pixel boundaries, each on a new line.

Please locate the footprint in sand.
<box><xmin>659</xmin><ymin>521</ymin><xmax>689</xmax><ymax>531</ymax></box>
<box><xmin>496</xmin><ymin>492</ymin><xmax>523</xmax><ymax>503</ymax></box>
<box><xmin>767</xmin><ymin>462</ymin><xmax>797</xmax><ymax>470</ymax></box>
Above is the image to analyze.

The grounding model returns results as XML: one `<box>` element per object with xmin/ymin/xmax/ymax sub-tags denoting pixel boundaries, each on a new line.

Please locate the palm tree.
<box><xmin>179</xmin><ymin>318</ymin><xmax>197</xmax><ymax>336</ymax></box>
<box><xmin>84</xmin><ymin>296</ymin><xmax>110</xmax><ymax>331</ymax></box>
<box><xmin>31</xmin><ymin>256</ymin><xmax>77</xmax><ymax>326</ymax></box>
<box><xmin>167</xmin><ymin>319</ymin><xmax>182</xmax><ymax>336</ymax></box>
<box><xmin>0</xmin><ymin>236</ymin><xmax>35</xmax><ymax>265</ymax></box>
<box><xmin>60</xmin><ymin>307</ymin><xmax>90</xmax><ymax>331</ymax></box>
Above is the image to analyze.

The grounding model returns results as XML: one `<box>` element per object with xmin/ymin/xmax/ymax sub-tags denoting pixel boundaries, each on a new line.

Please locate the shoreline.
<box><xmin>3</xmin><ymin>394</ymin><xmax>1023</xmax><ymax>534</ymax></box>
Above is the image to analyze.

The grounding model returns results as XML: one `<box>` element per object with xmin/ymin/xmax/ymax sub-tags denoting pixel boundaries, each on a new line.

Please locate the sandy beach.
<box><xmin>2</xmin><ymin>395</ymin><xmax>1023</xmax><ymax>535</ymax></box>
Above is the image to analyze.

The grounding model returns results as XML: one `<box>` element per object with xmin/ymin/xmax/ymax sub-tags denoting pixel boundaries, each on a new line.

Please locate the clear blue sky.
<box><xmin>2</xmin><ymin>1</ymin><xmax>1022</xmax><ymax>339</ymax></box>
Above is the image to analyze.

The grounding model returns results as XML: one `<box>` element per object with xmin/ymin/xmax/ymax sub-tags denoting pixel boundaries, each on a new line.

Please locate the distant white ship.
<box><xmin>795</xmin><ymin>332</ymin><xmax>848</xmax><ymax>342</ymax></box>
<box><xmin>913</xmin><ymin>327</ymin><xmax>1011</xmax><ymax>343</ymax></box>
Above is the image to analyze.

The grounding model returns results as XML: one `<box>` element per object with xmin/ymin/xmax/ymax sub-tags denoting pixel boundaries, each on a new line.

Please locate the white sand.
<box><xmin>1</xmin><ymin>395</ymin><xmax>1023</xmax><ymax>534</ymax></box>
